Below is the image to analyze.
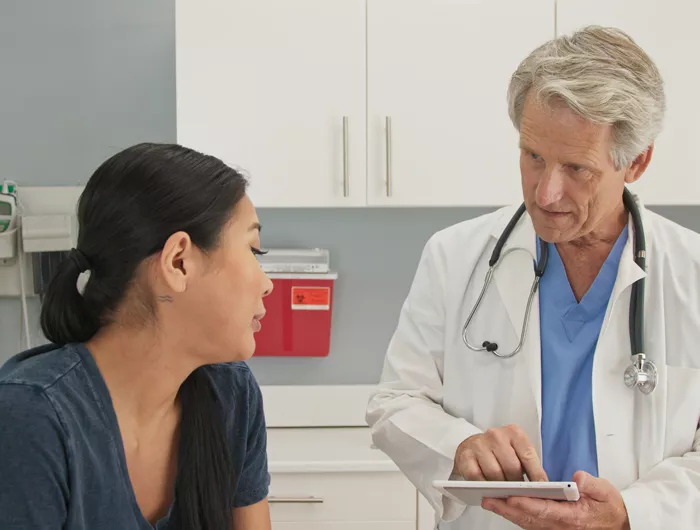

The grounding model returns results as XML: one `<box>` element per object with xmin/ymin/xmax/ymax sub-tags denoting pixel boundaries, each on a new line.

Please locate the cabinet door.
<box><xmin>367</xmin><ymin>0</ymin><xmax>555</xmax><ymax>206</ymax></box>
<box><xmin>268</xmin><ymin>471</ymin><xmax>416</xmax><ymax>522</ymax></box>
<box><xmin>557</xmin><ymin>0</ymin><xmax>700</xmax><ymax>204</ymax></box>
<box><xmin>273</xmin><ymin>521</ymin><xmax>416</xmax><ymax>530</ymax></box>
<box><xmin>176</xmin><ymin>0</ymin><xmax>366</xmax><ymax>207</ymax></box>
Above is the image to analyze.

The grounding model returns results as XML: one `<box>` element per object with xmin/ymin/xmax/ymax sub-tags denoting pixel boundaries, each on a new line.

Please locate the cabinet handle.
<box><xmin>269</xmin><ymin>496</ymin><xmax>325</xmax><ymax>504</ymax></box>
<box><xmin>343</xmin><ymin>116</ymin><xmax>350</xmax><ymax>197</ymax></box>
<box><xmin>385</xmin><ymin>116</ymin><xmax>393</xmax><ymax>197</ymax></box>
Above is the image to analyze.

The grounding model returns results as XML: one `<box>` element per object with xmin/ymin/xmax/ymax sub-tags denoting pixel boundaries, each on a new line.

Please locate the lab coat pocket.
<box><xmin>465</xmin><ymin>350</ymin><xmax>535</xmax><ymax>434</ymax></box>
<box><xmin>664</xmin><ymin>365</ymin><xmax>700</xmax><ymax>458</ymax></box>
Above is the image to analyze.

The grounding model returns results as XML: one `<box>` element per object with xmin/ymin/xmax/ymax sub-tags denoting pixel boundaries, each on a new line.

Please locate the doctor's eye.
<box><xmin>529</xmin><ymin>152</ymin><xmax>543</xmax><ymax>163</ymax></box>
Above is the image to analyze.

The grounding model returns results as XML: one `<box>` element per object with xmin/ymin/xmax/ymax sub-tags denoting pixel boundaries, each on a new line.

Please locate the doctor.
<box><xmin>367</xmin><ymin>26</ymin><xmax>700</xmax><ymax>530</ymax></box>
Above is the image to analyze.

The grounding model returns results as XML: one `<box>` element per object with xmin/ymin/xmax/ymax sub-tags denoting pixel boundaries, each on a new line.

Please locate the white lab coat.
<box><xmin>367</xmin><ymin>198</ymin><xmax>700</xmax><ymax>529</ymax></box>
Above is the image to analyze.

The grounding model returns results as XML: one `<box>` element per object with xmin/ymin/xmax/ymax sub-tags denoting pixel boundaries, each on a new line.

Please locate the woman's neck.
<box><xmin>86</xmin><ymin>324</ymin><xmax>198</xmax><ymax>431</ymax></box>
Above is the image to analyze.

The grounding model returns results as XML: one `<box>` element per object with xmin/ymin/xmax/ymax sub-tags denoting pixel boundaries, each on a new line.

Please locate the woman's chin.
<box><xmin>240</xmin><ymin>336</ymin><xmax>257</xmax><ymax>361</ymax></box>
<box><xmin>208</xmin><ymin>337</ymin><xmax>256</xmax><ymax>364</ymax></box>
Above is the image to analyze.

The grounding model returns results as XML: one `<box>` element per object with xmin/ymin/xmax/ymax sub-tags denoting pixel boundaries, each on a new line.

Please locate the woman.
<box><xmin>0</xmin><ymin>143</ymin><xmax>273</xmax><ymax>529</ymax></box>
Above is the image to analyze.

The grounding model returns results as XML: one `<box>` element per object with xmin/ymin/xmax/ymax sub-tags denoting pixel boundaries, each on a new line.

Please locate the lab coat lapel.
<box><xmin>601</xmin><ymin>226</ymin><xmax>646</xmax><ymax>338</ymax></box>
<box><xmin>490</xmin><ymin>210</ymin><xmax>543</xmax><ymax>445</ymax></box>
<box><xmin>595</xmin><ymin>198</ymin><xmax>654</xmax><ymax>488</ymax></box>
<box><xmin>603</xmin><ymin>191</ymin><xmax>649</xmax><ymax>335</ymax></box>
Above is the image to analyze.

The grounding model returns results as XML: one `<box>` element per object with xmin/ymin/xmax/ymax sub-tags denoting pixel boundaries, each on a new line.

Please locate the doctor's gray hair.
<box><xmin>507</xmin><ymin>25</ymin><xmax>666</xmax><ymax>170</ymax></box>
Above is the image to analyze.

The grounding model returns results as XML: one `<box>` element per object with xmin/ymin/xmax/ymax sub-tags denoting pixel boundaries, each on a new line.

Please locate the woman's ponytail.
<box><xmin>40</xmin><ymin>249</ymin><xmax>100</xmax><ymax>345</ymax></box>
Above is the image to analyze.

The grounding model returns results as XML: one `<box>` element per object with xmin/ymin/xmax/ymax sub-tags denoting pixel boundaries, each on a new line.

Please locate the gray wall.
<box><xmin>1</xmin><ymin>1</ymin><xmax>699</xmax><ymax>385</ymax></box>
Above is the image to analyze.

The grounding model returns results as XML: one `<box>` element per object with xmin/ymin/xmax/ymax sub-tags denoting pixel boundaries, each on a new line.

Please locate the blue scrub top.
<box><xmin>538</xmin><ymin>226</ymin><xmax>628</xmax><ymax>482</ymax></box>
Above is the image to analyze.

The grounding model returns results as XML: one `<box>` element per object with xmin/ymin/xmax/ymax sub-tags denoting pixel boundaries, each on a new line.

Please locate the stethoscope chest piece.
<box><xmin>624</xmin><ymin>354</ymin><xmax>658</xmax><ymax>395</ymax></box>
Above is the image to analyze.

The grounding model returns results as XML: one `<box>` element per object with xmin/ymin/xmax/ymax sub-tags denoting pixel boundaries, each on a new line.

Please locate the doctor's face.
<box><xmin>518</xmin><ymin>92</ymin><xmax>648</xmax><ymax>244</ymax></box>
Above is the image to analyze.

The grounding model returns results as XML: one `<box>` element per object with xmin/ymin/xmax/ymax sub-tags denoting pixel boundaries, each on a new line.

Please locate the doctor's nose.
<box><xmin>536</xmin><ymin>168</ymin><xmax>566</xmax><ymax>208</ymax></box>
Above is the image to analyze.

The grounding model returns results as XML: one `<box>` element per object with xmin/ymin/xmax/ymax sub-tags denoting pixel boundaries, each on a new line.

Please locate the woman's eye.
<box><xmin>251</xmin><ymin>247</ymin><xmax>268</xmax><ymax>256</ymax></box>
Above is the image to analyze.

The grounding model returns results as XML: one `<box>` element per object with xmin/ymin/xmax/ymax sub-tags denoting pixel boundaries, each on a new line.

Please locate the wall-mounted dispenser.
<box><xmin>0</xmin><ymin>181</ymin><xmax>19</xmax><ymax>261</ymax></box>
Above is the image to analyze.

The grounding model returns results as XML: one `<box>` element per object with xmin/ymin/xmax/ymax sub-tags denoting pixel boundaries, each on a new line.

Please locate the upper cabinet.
<box><xmin>177</xmin><ymin>0</ymin><xmax>698</xmax><ymax>206</ymax></box>
<box><xmin>557</xmin><ymin>0</ymin><xmax>700</xmax><ymax>205</ymax></box>
<box><xmin>176</xmin><ymin>0</ymin><xmax>367</xmax><ymax>207</ymax></box>
<box><xmin>366</xmin><ymin>0</ymin><xmax>555</xmax><ymax>206</ymax></box>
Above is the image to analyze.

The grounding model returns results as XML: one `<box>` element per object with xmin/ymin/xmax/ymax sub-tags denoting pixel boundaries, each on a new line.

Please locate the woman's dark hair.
<box><xmin>40</xmin><ymin>142</ymin><xmax>248</xmax><ymax>529</ymax></box>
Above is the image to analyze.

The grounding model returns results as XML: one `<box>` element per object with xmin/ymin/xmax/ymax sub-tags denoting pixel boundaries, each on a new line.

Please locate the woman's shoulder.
<box><xmin>204</xmin><ymin>360</ymin><xmax>255</xmax><ymax>378</ymax></box>
<box><xmin>202</xmin><ymin>362</ymin><xmax>261</xmax><ymax>403</ymax></box>
<box><xmin>203</xmin><ymin>363</ymin><xmax>269</xmax><ymax>505</ymax></box>
<box><xmin>202</xmin><ymin>362</ymin><xmax>266</xmax><ymax>427</ymax></box>
<box><xmin>0</xmin><ymin>343</ymin><xmax>102</xmax><ymax>438</ymax></box>
<box><xmin>0</xmin><ymin>343</ymin><xmax>82</xmax><ymax>391</ymax></box>
<box><xmin>0</xmin><ymin>346</ymin><xmax>73</xmax><ymax>454</ymax></box>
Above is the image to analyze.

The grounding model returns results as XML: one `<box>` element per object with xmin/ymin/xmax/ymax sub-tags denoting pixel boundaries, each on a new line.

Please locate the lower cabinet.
<box><xmin>262</xmin><ymin>399</ymin><xmax>439</xmax><ymax>529</ymax></box>
<box><xmin>269</xmin><ymin>471</ymin><xmax>417</xmax><ymax>526</ymax></box>
<box><xmin>272</xmin><ymin>521</ymin><xmax>416</xmax><ymax>530</ymax></box>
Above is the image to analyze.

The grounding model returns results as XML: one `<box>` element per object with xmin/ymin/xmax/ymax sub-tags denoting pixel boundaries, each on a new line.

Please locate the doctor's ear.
<box><xmin>624</xmin><ymin>144</ymin><xmax>654</xmax><ymax>184</ymax></box>
<box><xmin>157</xmin><ymin>231</ymin><xmax>198</xmax><ymax>294</ymax></box>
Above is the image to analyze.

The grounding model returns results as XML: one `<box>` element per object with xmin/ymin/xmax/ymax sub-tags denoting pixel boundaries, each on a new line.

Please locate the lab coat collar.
<box><xmin>488</xmin><ymin>192</ymin><xmax>652</xmax><ymax>305</ymax></box>
<box><xmin>605</xmin><ymin>191</ymin><xmax>651</xmax><ymax>335</ymax></box>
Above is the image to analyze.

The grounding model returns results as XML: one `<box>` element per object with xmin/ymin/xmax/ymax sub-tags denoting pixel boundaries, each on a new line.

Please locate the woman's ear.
<box><xmin>158</xmin><ymin>231</ymin><xmax>195</xmax><ymax>294</ymax></box>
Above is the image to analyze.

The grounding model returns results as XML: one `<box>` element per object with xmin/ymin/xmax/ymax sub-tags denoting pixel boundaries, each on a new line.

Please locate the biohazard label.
<box><xmin>291</xmin><ymin>287</ymin><xmax>331</xmax><ymax>310</ymax></box>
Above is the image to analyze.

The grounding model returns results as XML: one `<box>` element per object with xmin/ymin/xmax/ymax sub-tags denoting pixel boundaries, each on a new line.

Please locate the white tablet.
<box><xmin>433</xmin><ymin>480</ymin><xmax>580</xmax><ymax>506</ymax></box>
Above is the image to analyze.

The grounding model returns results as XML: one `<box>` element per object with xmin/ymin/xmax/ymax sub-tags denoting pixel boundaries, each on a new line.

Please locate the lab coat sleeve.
<box><xmin>621</xmin><ymin>429</ymin><xmax>700</xmax><ymax>529</ymax></box>
<box><xmin>366</xmin><ymin>235</ymin><xmax>482</xmax><ymax>523</ymax></box>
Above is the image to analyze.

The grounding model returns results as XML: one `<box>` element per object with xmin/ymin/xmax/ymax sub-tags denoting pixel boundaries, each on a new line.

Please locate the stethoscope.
<box><xmin>462</xmin><ymin>188</ymin><xmax>658</xmax><ymax>395</ymax></box>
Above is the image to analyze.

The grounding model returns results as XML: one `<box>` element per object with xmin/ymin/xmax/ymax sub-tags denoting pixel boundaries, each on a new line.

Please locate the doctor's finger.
<box><xmin>461</xmin><ymin>455</ymin><xmax>487</xmax><ymax>481</ymax></box>
<box><xmin>482</xmin><ymin>498</ymin><xmax>553</xmax><ymax>530</ymax></box>
<box><xmin>475</xmin><ymin>451</ymin><xmax>507</xmax><ymax>481</ymax></box>
<box><xmin>510</xmin><ymin>435</ymin><xmax>548</xmax><ymax>482</ymax></box>
<box><xmin>492</xmin><ymin>444</ymin><xmax>526</xmax><ymax>481</ymax></box>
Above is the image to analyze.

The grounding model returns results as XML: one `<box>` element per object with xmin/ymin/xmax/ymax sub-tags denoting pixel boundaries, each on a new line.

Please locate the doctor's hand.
<box><xmin>454</xmin><ymin>425</ymin><xmax>548</xmax><ymax>482</ymax></box>
<box><xmin>482</xmin><ymin>471</ymin><xmax>630</xmax><ymax>530</ymax></box>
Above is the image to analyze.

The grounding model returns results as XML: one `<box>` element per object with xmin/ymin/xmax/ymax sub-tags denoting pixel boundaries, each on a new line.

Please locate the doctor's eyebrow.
<box><xmin>519</xmin><ymin>144</ymin><xmax>597</xmax><ymax>173</ymax></box>
<box><xmin>519</xmin><ymin>143</ymin><xmax>538</xmax><ymax>155</ymax></box>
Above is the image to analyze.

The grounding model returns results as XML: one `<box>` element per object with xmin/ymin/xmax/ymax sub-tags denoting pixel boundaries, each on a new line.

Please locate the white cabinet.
<box><xmin>261</xmin><ymin>388</ymin><xmax>439</xmax><ymax>528</ymax></box>
<box><xmin>177</xmin><ymin>0</ymin><xmax>700</xmax><ymax>206</ymax></box>
<box><xmin>557</xmin><ymin>0</ymin><xmax>700</xmax><ymax>205</ymax></box>
<box><xmin>266</xmin><ymin>426</ymin><xmax>417</xmax><ymax>528</ymax></box>
<box><xmin>176</xmin><ymin>0</ymin><xmax>367</xmax><ymax>207</ymax></box>
<box><xmin>269</xmin><ymin>472</ymin><xmax>416</xmax><ymax>526</ymax></box>
<box><xmin>272</xmin><ymin>521</ymin><xmax>416</xmax><ymax>530</ymax></box>
<box><xmin>367</xmin><ymin>0</ymin><xmax>555</xmax><ymax>206</ymax></box>
<box><xmin>177</xmin><ymin>0</ymin><xmax>556</xmax><ymax>208</ymax></box>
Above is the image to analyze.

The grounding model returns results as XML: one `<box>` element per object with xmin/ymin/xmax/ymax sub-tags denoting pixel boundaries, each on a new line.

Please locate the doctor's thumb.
<box><xmin>574</xmin><ymin>471</ymin><xmax>611</xmax><ymax>502</ymax></box>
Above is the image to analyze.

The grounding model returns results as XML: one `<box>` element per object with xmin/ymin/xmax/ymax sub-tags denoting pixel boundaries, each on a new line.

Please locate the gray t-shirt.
<box><xmin>0</xmin><ymin>343</ymin><xmax>269</xmax><ymax>529</ymax></box>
